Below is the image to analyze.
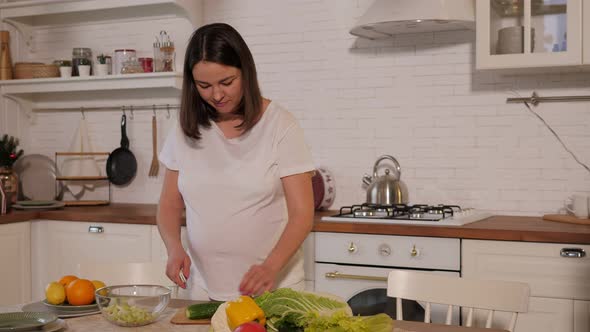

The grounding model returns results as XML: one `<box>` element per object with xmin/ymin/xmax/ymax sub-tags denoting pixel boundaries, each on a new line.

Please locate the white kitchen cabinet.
<box><xmin>31</xmin><ymin>220</ymin><xmax>152</xmax><ymax>300</ymax></box>
<box><xmin>0</xmin><ymin>222</ymin><xmax>31</xmax><ymax>305</ymax></box>
<box><xmin>583</xmin><ymin>0</ymin><xmax>590</xmax><ymax>64</ymax></box>
<box><xmin>575</xmin><ymin>300</ymin><xmax>589</xmax><ymax>332</ymax></box>
<box><xmin>476</xmin><ymin>0</ymin><xmax>583</xmax><ymax>69</ymax></box>
<box><xmin>303</xmin><ymin>232</ymin><xmax>315</xmax><ymax>291</ymax></box>
<box><xmin>462</xmin><ymin>239</ymin><xmax>590</xmax><ymax>332</ymax></box>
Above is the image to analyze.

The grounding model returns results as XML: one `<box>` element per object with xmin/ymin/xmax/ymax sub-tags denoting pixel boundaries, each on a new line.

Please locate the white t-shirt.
<box><xmin>159</xmin><ymin>101</ymin><xmax>315</xmax><ymax>300</ymax></box>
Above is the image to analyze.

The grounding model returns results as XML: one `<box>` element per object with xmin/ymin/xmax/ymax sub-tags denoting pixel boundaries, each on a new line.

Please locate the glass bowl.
<box><xmin>95</xmin><ymin>285</ymin><xmax>171</xmax><ymax>327</ymax></box>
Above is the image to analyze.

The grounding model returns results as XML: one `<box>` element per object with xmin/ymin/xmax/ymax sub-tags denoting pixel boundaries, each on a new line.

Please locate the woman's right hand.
<box><xmin>166</xmin><ymin>246</ymin><xmax>191</xmax><ymax>289</ymax></box>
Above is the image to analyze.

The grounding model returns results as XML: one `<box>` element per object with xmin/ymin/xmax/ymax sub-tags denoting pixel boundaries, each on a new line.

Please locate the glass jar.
<box><xmin>138</xmin><ymin>57</ymin><xmax>153</xmax><ymax>73</ymax></box>
<box><xmin>159</xmin><ymin>42</ymin><xmax>175</xmax><ymax>72</ymax></box>
<box><xmin>113</xmin><ymin>49</ymin><xmax>136</xmax><ymax>75</ymax></box>
<box><xmin>0</xmin><ymin>166</ymin><xmax>18</xmax><ymax>204</ymax></box>
<box><xmin>72</xmin><ymin>47</ymin><xmax>92</xmax><ymax>76</ymax></box>
<box><xmin>121</xmin><ymin>56</ymin><xmax>144</xmax><ymax>74</ymax></box>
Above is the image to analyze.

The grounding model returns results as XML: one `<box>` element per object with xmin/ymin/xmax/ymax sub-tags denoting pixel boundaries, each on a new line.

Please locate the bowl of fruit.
<box><xmin>44</xmin><ymin>275</ymin><xmax>105</xmax><ymax>314</ymax></box>
<box><xmin>95</xmin><ymin>285</ymin><xmax>171</xmax><ymax>327</ymax></box>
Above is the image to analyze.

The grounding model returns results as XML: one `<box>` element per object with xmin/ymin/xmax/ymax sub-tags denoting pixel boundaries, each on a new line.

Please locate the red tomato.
<box><xmin>234</xmin><ymin>322</ymin><xmax>267</xmax><ymax>332</ymax></box>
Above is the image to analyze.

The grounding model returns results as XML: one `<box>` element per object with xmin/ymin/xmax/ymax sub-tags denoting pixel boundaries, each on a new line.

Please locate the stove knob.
<box><xmin>348</xmin><ymin>242</ymin><xmax>357</xmax><ymax>254</ymax></box>
<box><xmin>378</xmin><ymin>244</ymin><xmax>391</xmax><ymax>256</ymax></box>
<box><xmin>410</xmin><ymin>245</ymin><xmax>420</xmax><ymax>257</ymax></box>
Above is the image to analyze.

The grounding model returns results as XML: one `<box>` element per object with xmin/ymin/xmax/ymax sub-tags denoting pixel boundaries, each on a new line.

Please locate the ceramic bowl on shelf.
<box><xmin>95</xmin><ymin>285</ymin><xmax>171</xmax><ymax>327</ymax></box>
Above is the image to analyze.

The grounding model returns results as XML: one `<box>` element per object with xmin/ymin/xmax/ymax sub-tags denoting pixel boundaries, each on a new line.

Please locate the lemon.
<box><xmin>91</xmin><ymin>280</ymin><xmax>107</xmax><ymax>296</ymax></box>
<box><xmin>45</xmin><ymin>281</ymin><xmax>66</xmax><ymax>305</ymax></box>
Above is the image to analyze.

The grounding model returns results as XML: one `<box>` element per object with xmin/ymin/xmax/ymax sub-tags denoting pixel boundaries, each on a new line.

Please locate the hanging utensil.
<box><xmin>148</xmin><ymin>106</ymin><xmax>159</xmax><ymax>177</ymax></box>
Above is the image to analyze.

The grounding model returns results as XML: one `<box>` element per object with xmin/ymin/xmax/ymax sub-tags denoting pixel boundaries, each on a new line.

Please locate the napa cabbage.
<box><xmin>254</xmin><ymin>288</ymin><xmax>352</xmax><ymax>332</ymax></box>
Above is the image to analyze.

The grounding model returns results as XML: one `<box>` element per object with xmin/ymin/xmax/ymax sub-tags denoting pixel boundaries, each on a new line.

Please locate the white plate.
<box><xmin>13</xmin><ymin>154</ymin><xmax>63</xmax><ymax>201</ymax></box>
<box><xmin>12</xmin><ymin>202</ymin><xmax>65</xmax><ymax>210</ymax></box>
<box><xmin>0</xmin><ymin>312</ymin><xmax>57</xmax><ymax>332</ymax></box>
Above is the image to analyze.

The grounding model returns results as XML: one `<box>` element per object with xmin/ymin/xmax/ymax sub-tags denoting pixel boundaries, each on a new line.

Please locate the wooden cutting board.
<box><xmin>543</xmin><ymin>214</ymin><xmax>590</xmax><ymax>225</ymax></box>
<box><xmin>170</xmin><ymin>306</ymin><xmax>211</xmax><ymax>325</ymax></box>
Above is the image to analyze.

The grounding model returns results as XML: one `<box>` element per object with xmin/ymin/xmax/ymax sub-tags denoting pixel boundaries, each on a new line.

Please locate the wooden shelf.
<box><xmin>0</xmin><ymin>72</ymin><xmax>183</xmax><ymax>110</ymax></box>
<box><xmin>56</xmin><ymin>176</ymin><xmax>109</xmax><ymax>181</ymax></box>
<box><xmin>63</xmin><ymin>200</ymin><xmax>110</xmax><ymax>206</ymax></box>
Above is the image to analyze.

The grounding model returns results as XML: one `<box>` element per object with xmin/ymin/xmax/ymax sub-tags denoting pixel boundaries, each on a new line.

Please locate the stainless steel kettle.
<box><xmin>362</xmin><ymin>155</ymin><xmax>409</xmax><ymax>205</ymax></box>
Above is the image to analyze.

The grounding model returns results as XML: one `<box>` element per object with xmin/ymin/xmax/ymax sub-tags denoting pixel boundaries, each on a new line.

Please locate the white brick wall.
<box><xmin>2</xmin><ymin>0</ymin><xmax>589</xmax><ymax>216</ymax></box>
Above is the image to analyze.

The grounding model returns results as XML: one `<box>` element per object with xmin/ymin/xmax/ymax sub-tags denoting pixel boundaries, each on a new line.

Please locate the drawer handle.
<box><xmin>410</xmin><ymin>245</ymin><xmax>419</xmax><ymax>257</ymax></box>
<box><xmin>325</xmin><ymin>271</ymin><xmax>387</xmax><ymax>282</ymax></box>
<box><xmin>560</xmin><ymin>248</ymin><xmax>585</xmax><ymax>258</ymax></box>
<box><xmin>88</xmin><ymin>226</ymin><xmax>104</xmax><ymax>233</ymax></box>
<box><xmin>348</xmin><ymin>242</ymin><xmax>357</xmax><ymax>254</ymax></box>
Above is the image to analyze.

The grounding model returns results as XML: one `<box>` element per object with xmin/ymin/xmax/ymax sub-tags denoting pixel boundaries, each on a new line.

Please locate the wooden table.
<box><xmin>0</xmin><ymin>299</ymin><xmax>508</xmax><ymax>332</ymax></box>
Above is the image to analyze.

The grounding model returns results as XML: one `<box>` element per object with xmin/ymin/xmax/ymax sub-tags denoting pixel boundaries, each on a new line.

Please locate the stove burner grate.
<box><xmin>337</xmin><ymin>204</ymin><xmax>462</xmax><ymax>221</ymax></box>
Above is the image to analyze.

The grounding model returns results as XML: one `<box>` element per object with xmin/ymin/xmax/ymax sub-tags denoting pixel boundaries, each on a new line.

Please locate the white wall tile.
<box><xmin>2</xmin><ymin>0</ymin><xmax>589</xmax><ymax>216</ymax></box>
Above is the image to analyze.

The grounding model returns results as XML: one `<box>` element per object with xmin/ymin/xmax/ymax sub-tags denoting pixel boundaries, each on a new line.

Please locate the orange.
<box><xmin>66</xmin><ymin>279</ymin><xmax>96</xmax><ymax>306</ymax></box>
<box><xmin>58</xmin><ymin>275</ymin><xmax>78</xmax><ymax>288</ymax></box>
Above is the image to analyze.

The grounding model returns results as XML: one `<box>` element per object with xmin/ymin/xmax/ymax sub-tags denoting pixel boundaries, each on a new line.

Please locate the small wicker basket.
<box><xmin>14</xmin><ymin>62</ymin><xmax>60</xmax><ymax>79</ymax></box>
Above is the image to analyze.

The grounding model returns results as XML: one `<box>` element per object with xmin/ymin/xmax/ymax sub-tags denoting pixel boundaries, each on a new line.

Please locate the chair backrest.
<box><xmin>387</xmin><ymin>270</ymin><xmax>530</xmax><ymax>332</ymax></box>
<box><xmin>77</xmin><ymin>262</ymin><xmax>178</xmax><ymax>297</ymax></box>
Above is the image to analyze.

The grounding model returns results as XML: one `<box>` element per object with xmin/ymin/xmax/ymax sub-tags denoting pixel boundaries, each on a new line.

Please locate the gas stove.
<box><xmin>321</xmin><ymin>203</ymin><xmax>491</xmax><ymax>226</ymax></box>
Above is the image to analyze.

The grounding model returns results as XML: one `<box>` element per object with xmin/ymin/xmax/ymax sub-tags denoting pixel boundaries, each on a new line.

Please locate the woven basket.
<box><xmin>14</xmin><ymin>62</ymin><xmax>59</xmax><ymax>79</ymax></box>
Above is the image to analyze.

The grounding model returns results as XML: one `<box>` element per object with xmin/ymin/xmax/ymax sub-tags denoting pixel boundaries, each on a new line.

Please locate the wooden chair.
<box><xmin>76</xmin><ymin>261</ymin><xmax>178</xmax><ymax>298</ymax></box>
<box><xmin>387</xmin><ymin>270</ymin><xmax>530</xmax><ymax>332</ymax></box>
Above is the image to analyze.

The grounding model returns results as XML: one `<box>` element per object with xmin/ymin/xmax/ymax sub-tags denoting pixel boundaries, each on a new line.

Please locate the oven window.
<box><xmin>347</xmin><ymin>288</ymin><xmax>425</xmax><ymax>322</ymax></box>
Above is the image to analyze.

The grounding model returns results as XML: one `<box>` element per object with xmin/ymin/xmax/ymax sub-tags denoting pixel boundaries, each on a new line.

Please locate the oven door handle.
<box><xmin>325</xmin><ymin>271</ymin><xmax>388</xmax><ymax>282</ymax></box>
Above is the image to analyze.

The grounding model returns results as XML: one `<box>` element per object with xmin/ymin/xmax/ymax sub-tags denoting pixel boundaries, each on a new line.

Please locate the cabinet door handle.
<box><xmin>88</xmin><ymin>226</ymin><xmax>104</xmax><ymax>233</ymax></box>
<box><xmin>560</xmin><ymin>248</ymin><xmax>585</xmax><ymax>258</ymax></box>
<box><xmin>325</xmin><ymin>271</ymin><xmax>387</xmax><ymax>282</ymax></box>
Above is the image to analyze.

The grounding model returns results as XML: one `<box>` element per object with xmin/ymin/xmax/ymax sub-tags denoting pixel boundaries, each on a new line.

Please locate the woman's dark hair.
<box><xmin>180</xmin><ymin>23</ymin><xmax>262</xmax><ymax>140</ymax></box>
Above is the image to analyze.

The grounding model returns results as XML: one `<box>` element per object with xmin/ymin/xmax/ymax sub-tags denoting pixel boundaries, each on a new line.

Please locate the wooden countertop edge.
<box><xmin>1</xmin><ymin>205</ymin><xmax>589</xmax><ymax>244</ymax></box>
<box><xmin>312</xmin><ymin>222</ymin><xmax>590</xmax><ymax>244</ymax></box>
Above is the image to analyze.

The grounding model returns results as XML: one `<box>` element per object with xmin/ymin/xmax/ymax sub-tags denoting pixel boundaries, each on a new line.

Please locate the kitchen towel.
<box><xmin>60</xmin><ymin>118</ymin><xmax>102</xmax><ymax>198</ymax></box>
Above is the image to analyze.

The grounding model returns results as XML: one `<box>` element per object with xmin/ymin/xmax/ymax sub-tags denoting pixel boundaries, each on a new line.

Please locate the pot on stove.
<box><xmin>362</xmin><ymin>155</ymin><xmax>409</xmax><ymax>205</ymax></box>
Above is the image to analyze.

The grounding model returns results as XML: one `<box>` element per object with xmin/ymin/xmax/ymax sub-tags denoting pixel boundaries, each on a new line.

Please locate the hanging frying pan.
<box><xmin>106</xmin><ymin>114</ymin><xmax>137</xmax><ymax>185</ymax></box>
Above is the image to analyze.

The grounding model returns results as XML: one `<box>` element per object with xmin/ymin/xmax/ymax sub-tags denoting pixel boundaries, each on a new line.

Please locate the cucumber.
<box><xmin>185</xmin><ymin>301</ymin><xmax>224</xmax><ymax>320</ymax></box>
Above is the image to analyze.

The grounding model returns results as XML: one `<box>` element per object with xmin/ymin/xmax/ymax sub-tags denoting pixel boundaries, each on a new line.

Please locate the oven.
<box><xmin>314</xmin><ymin>232</ymin><xmax>461</xmax><ymax>324</ymax></box>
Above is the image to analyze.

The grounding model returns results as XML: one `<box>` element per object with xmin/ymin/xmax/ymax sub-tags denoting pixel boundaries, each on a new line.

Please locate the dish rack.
<box><xmin>55</xmin><ymin>152</ymin><xmax>110</xmax><ymax>206</ymax></box>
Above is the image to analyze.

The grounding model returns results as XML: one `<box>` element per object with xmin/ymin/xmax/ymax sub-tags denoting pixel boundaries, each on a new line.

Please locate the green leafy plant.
<box><xmin>0</xmin><ymin>134</ymin><xmax>24</xmax><ymax>167</ymax></box>
<box><xmin>97</xmin><ymin>54</ymin><xmax>107</xmax><ymax>64</ymax></box>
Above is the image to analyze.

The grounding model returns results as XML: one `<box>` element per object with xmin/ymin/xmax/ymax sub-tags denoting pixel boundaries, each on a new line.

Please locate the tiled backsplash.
<box><xmin>1</xmin><ymin>0</ymin><xmax>589</xmax><ymax>215</ymax></box>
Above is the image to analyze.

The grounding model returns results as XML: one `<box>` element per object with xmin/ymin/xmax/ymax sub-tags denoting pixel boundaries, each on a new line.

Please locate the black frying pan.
<box><xmin>106</xmin><ymin>114</ymin><xmax>137</xmax><ymax>186</ymax></box>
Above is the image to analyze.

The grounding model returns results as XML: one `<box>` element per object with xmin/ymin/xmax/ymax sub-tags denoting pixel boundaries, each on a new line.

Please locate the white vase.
<box><xmin>94</xmin><ymin>63</ymin><xmax>109</xmax><ymax>76</ymax></box>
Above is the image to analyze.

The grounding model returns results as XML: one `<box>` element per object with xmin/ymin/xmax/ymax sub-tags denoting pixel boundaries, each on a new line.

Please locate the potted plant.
<box><xmin>95</xmin><ymin>54</ymin><xmax>109</xmax><ymax>76</ymax></box>
<box><xmin>0</xmin><ymin>134</ymin><xmax>23</xmax><ymax>204</ymax></box>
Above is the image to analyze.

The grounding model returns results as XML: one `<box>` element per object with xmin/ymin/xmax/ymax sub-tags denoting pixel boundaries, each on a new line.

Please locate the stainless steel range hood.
<box><xmin>350</xmin><ymin>0</ymin><xmax>475</xmax><ymax>39</ymax></box>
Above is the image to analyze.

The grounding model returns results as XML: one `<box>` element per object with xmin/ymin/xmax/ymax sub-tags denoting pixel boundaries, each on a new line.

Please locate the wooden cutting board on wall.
<box><xmin>543</xmin><ymin>214</ymin><xmax>590</xmax><ymax>225</ymax></box>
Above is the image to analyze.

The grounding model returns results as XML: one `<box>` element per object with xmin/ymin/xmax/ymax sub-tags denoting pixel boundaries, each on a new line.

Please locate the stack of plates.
<box><xmin>12</xmin><ymin>201</ymin><xmax>65</xmax><ymax>210</ymax></box>
<box><xmin>41</xmin><ymin>300</ymin><xmax>99</xmax><ymax>316</ymax></box>
<box><xmin>0</xmin><ymin>312</ymin><xmax>66</xmax><ymax>332</ymax></box>
<box><xmin>21</xmin><ymin>300</ymin><xmax>100</xmax><ymax>319</ymax></box>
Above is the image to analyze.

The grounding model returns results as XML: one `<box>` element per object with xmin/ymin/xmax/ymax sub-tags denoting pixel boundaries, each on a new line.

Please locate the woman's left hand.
<box><xmin>239</xmin><ymin>263</ymin><xmax>278</xmax><ymax>296</ymax></box>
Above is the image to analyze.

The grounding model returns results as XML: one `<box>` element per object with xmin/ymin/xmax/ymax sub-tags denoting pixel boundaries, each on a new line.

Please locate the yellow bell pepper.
<box><xmin>225</xmin><ymin>295</ymin><xmax>266</xmax><ymax>330</ymax></box>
